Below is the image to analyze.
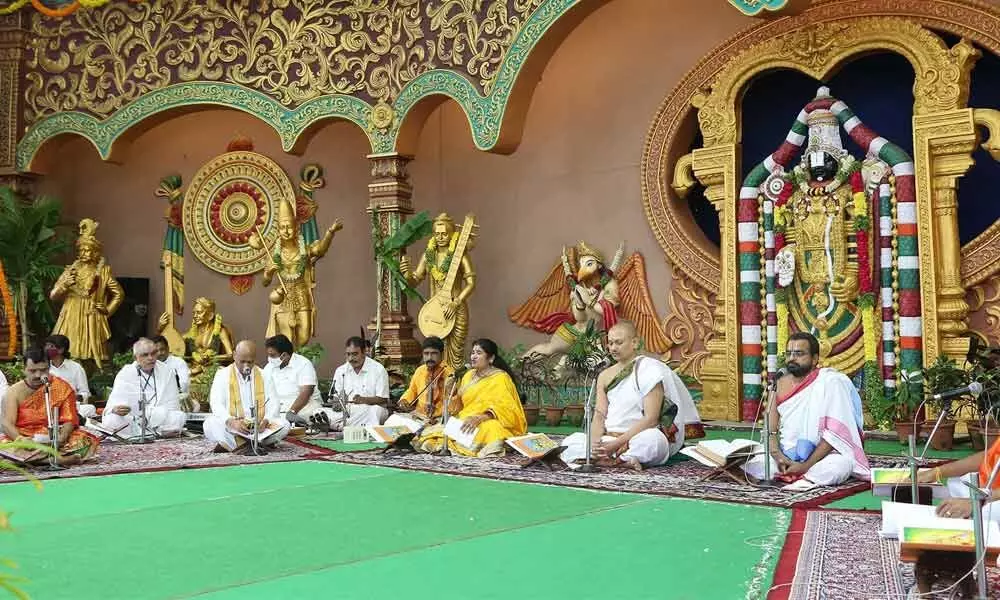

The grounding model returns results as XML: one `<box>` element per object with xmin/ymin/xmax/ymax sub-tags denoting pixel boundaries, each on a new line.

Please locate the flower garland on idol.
<box><xmin>426</xmin><ymin>232</ymin><xmax>459</xmax><ymax>283</ymax></box>
<box><xmin>0</xmin><ymin>260</ymin><xmax>16</xmax><ymax>357</ymax></box>
<box><xmin>772</xmin><ymin>162</ymin><xmax>878</xmax><ymax>381</ymax></box>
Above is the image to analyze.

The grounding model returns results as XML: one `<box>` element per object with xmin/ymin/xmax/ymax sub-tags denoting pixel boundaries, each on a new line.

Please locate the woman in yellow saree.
<box><xmin>414</xmin><ymin>338</ymin><xmax>526</xmax><ymax>457</ymax></box>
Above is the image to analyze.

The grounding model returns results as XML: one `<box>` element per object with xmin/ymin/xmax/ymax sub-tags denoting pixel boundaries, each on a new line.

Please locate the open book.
<box><xmin>870</xmin><ymin>468</ymin><xmax>948</xmax><ymax>500</ymax></box>
<box><xmin>443</xmin><ymin>417</ymin><xmax>477</xmax><ymax>449</ymax></box>
<box><xmin>679</xmin><ymin>439</ymin><xmax>760</xmax><ymax>468</ymax></box>
<box><xmin>881</xmin><ymin>500</ymin><xmax>1000</xmax><ymax>561</ymax></box>
<box><xmin>506</xmin><ymin>433</ymin><xmax>559</xmax><ymax>460</ymax></box>
<box><xmin>367</xmin><ymin>425</ymin><xmax>417</xmax><ymax>444</ymax></box>
<box><xmin>227</xmin><ymin>423</ymin><xmax>284</xmax><ymax>444</ymax></box>
<box><xmin>0</xmin><ymin>446</ymin><xmax>47</xmax><ymax>464</ymax></box>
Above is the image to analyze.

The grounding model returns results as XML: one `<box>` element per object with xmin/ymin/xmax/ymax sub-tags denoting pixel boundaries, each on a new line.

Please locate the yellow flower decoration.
<box><xmin>776</xmin><ymin>301</ymin><xmax>789</xmax><ymax>355</ymax></box>
<box><xmin>852</xmin><ymin>191</ymin><xmax>867</xmax><ymax>218</ymax></box>
<box><xmin>427</xmin><ymin>232</ymin><xmax>459</xmax><ymax>283</ymax></box>
<box><xmin>861</xmin><ymin>305</ymin><xmax>878</xmax><ymax>362</ymax></box>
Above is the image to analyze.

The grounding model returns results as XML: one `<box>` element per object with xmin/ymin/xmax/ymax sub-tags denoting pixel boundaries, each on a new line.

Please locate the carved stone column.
<box><xmin>367</xmin><ymin>153</ymin><xmax>421</xmax><ymax>364</ymax></box>
<box><xmin>0</xmin><ymin>12</ymin><xmax>33</xmax><ymax>191</ymax></box>
<box><xmin>689</xmin><ymin>144</ymin><xmax>742</xmax><ymax>422</ymax></box>
<box><xmin>912</xmin><ymin>109</ymin><xmax>978</xmax><ymax>365</ymax></box>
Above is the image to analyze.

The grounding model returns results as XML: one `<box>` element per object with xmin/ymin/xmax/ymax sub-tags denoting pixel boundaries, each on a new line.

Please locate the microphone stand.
<box><xmin>763</xmin><ymin>381</ymin><xmax>773</xmax><ymax>483</ymax></box>
<box><xmin>43</xmin><ymin>380</ymin><xmax>64</xmax><ymax>471</ymax></box>
<box><xmin>436</xmin><ymin>371</ymin><xmax>463</xmax><ymax>457</ymax></box>
<box><xmin>578</xmin><ymin>370</ymin><xmax>600</xmax><ymax>473</ymax></box>
<box><xmin>247</xmin><ymin>402</ymin><xmax>267</xmax><ymax>456</ymax></box>
<box><xmin>133</xmin><ymin>367</ymin><xmax>154</xmax><ymax>444</ymax></box>
<box><xmin>964</xmin><ymin>455</ymin><xmax>1000</xmax><ymax>600</ymax></box>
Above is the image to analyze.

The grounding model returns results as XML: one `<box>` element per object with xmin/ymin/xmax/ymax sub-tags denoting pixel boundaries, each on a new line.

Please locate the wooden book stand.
<box><xmin>520</xmin><ymin>446</ymin><xmax>567</xmax><ymax>471</ymax></box>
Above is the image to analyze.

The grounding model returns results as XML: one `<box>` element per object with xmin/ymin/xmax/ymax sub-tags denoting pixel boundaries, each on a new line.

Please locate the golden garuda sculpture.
<box><xmin>738</xmin><ymin>86</ymin><xmax>919</xmax><ymax>407</ymax></box>
<box><xmin>49</xmin><ymin>219</ymin><xmax>123</xmax><ymax>368</ymax></box>
<box><xmin>157</xmin><ymin>296</ymin><xmax>234</xmax><ymax>377</ymax></box>
<box><xmin>401</xmin><ymin>213</ymin><xmax>477</xmax><ymax>371</ymax></box>
<box><xmin>251</xmin><ymin>197</ymin><xmax>341</xmax><ymax>348</ymax></box>
<box><xmin>509</xmin><ymin>242</ymin><xmax>669</xmax><ymax>369</ymax></box>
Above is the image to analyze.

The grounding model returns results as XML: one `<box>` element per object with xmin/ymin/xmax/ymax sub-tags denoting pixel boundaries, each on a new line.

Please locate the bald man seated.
<box><xmin>561</xmin><ymin>321</ymin><xmax>699</xmax><ymax>471</ymax></box>
<box><xmin>203</xmin><ymin>340</ymin><xmax>289</xmax><ymax>452</ymax></box>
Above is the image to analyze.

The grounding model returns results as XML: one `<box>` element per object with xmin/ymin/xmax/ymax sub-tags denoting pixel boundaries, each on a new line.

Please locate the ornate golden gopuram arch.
<box><xmin>645</xmin><ymin>0</ymin><xmax>1000</xmax><ymax>421</ymax></box>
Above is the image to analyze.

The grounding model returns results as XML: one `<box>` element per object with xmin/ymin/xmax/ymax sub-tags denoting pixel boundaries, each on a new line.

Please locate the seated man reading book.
<box><xmin>204</xmin><ymin>340</ymin><xmax>289</xmax><ymax>452</ymax></box>
<box><xmin>561</xmin><ymin>321</ymin><xmax>699</xmax><ymax>471</ymax></box>
<box><xmin>384</xmin><ymin>336</ymin><xmax>454</xmax><ymax>431</ymax></box>
<box><xmin>913</xmin><ymin>436</ymin><xmax>1000</xmax><ymax>521</ymax></box>
<box><xmin>0</xmin><ymin>347</ymin><xmax>99</xmax><ymax>465</ymax></box>
<box><xmin>744</xmin><ymin>332</ymin><xmax>870</xmax><ymax>485</ymax></box>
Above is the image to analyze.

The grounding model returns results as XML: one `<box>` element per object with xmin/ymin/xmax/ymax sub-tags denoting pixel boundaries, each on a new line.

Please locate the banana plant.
<box><xmin>369</xmin><ymin>210</ymin><xmax>432</xmax><ymax>353</ymax></box>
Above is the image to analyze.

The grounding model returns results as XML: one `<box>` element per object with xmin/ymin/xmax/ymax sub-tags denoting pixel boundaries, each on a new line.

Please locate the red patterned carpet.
<box><xmin>314</xmin><ymin>444</ymin><xmax>907</xmax><ymax>509</ymax></box>
<box><xmin>769</xmin><ymin>509</ymin><xmax>1000</xmax><ymax>599</ymax></box>
<box><xmin>0</xmin><ymin>435</ymin><xmax>330</xmax><ymax>484</ymax></box>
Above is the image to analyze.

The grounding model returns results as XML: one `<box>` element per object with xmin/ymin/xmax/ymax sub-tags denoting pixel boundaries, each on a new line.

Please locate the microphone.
<box><xmin>590</xmin><ymin>356</ymin><xmax>612</xmax><ymax>372</ymax></box>
<box><xmin>932</xmin><ymin>381</ymin><xmax>983</xmax><ymax>403</ymax></box>
<box><xmin>40</xmin><ymin>374</ymin><xmax>49</xmax><ymax>386</ymax></box>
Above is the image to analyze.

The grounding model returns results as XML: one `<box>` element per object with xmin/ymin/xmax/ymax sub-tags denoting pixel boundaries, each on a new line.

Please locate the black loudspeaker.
<box><xmin>108</xmin><ymin>277</ymin><xmax>149</xmax><ymax>355</ymax></box>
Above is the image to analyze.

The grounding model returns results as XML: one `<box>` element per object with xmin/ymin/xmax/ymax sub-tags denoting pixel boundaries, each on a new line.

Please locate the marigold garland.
<box><xmin>0</xmin><ymin>260</ymin><xmax>15</xmax><ymax>357</ymax></box>
<box><xmin>426</xmin><ymin>232</ymin><xmax>459</xmax><ymax>283</ymax></box>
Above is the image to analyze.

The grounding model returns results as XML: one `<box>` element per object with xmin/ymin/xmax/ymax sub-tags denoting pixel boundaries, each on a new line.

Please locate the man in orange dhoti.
<box><xmin>0</xmin><ymin>347</ymin><xmax>99</xmax><ymax>465</ymax></box>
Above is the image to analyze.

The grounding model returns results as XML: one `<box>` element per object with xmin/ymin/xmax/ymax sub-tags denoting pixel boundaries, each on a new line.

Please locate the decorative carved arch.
<box><xmin>16</xmin><ymin>0</ymin><xmax>612</xmax><ymax>167</ymax></box>
<box><xmin>17</xmin><ymin>82</ymin><xmax>374</xmax><ymax>173</ymax></box>
<box><xmin>643</xmin><ymin>0</ymin><xmax>1000</xmax><ymax>297</ymax></box>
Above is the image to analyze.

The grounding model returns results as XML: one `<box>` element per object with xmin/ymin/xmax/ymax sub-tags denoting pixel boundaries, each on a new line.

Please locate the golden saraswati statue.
<box><xmin>401</xmin><ymin>213</ymin><xmax>477</xmax><ymax>371</ymax></box>
<box><xmin>157</xmin><ymin>296</ymin><xmax>234</xmax><ymax>377</ymax></box>
<box><xmin>50</xmin><ymin>219</ymin><xmax>123</xmax><ymax>368</ymax></box>
<box><xmin>251</xmin><ymin>197</ymin><xmax>341</xmax><ymax>347</ymax></box>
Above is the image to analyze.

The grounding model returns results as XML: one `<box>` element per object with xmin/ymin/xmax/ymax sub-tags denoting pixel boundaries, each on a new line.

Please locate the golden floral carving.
<box><xmin>663</xmin><ymin>268</ymin><xmax>716</xmax><ymax>382</ymax></box>
<box><xmin>696</xmin><ymin>17</ymin><xmax>978</xmax><ymax>147</ymax></box>
<box><xmin>22</xmin><ymin>0</ymin><xmax>543</xmax><ymax>126</ymax></box>
<box><xmin>967</xmin><ymin>273</ymin><xmax>1000</xmax><ymax>346</ymax></box>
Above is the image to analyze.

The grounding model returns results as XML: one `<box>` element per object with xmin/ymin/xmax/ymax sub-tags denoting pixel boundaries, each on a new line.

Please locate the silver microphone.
<box><xmin>39</xmin><ymin>374</ymin><xmax>49</xmax><ymax>386</ymax></box>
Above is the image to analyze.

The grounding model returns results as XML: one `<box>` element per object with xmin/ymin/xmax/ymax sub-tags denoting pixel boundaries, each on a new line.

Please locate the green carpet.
<box><xmin>1</xmin><ymin>461</ymin><xmax>787</xmax><ymax>599</ymax></box>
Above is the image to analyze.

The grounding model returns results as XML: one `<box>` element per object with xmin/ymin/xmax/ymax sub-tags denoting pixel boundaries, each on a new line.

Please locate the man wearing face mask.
<box><xmin>205</xmin><ymin>340</ymin><xmax>288</xmax><ymax>452</ymax></box>
<box><xmin>384</xmin><ymin>336</ymin><xmax>455</xmax><ymax>430</ymax></box>
<box><xmin>44</xmin><ymin>335</ymin><xmax>96</xmax><ymax>421</ymax></box>
<box><xmin>328</xmin><ymin>336</ymin><xmax>390</xmax><ymax>428</ymax></box>
<box><xmin>262</xmin><ymin>334</ymin><xmax>327</xmax><ymax>427</ymax></box>
<box><xmin>744</xmin><ymin>332</ymin><xmax>870</xmax><ymax>485</ymax></box>
<box><xmin>103</xmin><ymin>338</ymin><xmax>188</xmax><ymax>439</ymax></box>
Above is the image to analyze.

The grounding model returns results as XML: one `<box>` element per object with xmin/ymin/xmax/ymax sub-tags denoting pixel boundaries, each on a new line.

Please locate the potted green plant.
<box><xmin>893</xmin><ymin>368</ymin><xmax>925</xmax><ymax>444</ymax></box>
<box><xmin>297</xmin><ymin>342</ymin><xmax>326</xmax><ymax>367</ymax></box>
<box><xmin>561</xmin><ymin>321</ymin><xmax>607</xmax><ymax>426</ymax></box>
<box><xmin>517</xmin><ymin>352</ymin><xmax>552</xmax><ymax>427</ymax></box>
<box><xmin>0</xmin><ymin>188</ymin><xmax>71</xmax><ymax>352</ymax></box>
<box><xmin>965</xmin><ymin>360</ymin><xmax>1000</xmax><ymax>450</ymax></box>
<box><xmin>544</xmin><ymin>386</ymin><xmax>565</xmax><ymax>427</ymax></box>
<box><xmin>921</xmin><ymin>355</ymin><xmax>969</xmax><ymax>451</ymax></box>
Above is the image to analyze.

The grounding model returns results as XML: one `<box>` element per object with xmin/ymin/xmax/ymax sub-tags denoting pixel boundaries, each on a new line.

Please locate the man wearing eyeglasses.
<box><xmin>744</xmin><ymin>332</ymin><xmax>870</xmax><ymax>485</ymax></box>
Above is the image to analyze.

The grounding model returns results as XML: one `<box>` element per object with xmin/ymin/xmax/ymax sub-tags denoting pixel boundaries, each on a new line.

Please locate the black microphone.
<box><xmin>591</xmin><ymin>356</ymin><xmax>612</xmax><ymax>372</ymax></box>
<box><xmin>40</xmin><ymin>374</ymin><xmax>49</xmax><ymax>387</ymax></box>
<box><xmin>932</xmin><ymin>381</ymin><xmax>983</xmax><ymax>403</ymax></box>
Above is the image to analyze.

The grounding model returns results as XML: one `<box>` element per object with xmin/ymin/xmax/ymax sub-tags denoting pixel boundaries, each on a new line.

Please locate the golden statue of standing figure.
<box><xmin>49</xmin><ymin>219</ymin><xmax>123</xmax><ymax>368</ymax></box>
<box><xmin>157</xmin><ymin>296</ymin><xmax>234</xmax><ymax>377</ymax></box>
<box><xmin>251</xmin><ymin>197</ymin><xmax>341</xmax><ymax>348</ymax></box>
<box><xmin>401</xmin><ymin>213</ymin><xmax>477</xmax><ymax>371</ymax></box>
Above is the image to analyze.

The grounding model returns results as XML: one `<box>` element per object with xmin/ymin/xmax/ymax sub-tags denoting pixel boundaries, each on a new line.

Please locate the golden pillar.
<box><xmin>912</xmin><ymin>109</ymin><xmax>978</xmax><ymax>365</ymax></box>
<box><xmin>367</xmin><ymin>153</ymin><xmax>421</xmax><ymax>364</ymax></box>
<box><xmin>673</xmin><ymin>144</ymin><xmax>742</xmax><ymax>421</ymax></box>
<box><xmin>0</xmin><ymin>13</ymin><xmax>33</xmax><ymax>192</ymax></box>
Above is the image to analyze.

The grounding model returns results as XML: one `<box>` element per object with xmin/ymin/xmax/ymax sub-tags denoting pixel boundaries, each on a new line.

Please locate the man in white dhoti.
<box><xmin>562</xmin><ymin>321</ymin><xmax>699</xmax><ymax>471</ymax></box>
<box><xmin>262</xmin><ymin>334</ymin><xmax>328</xmax><ymax>427</ymax></box>
<box><xmin>152</xmin><ymin>335</ymin><xmax>190</xmax><ymax>399</ymax></box>
<box><xmin>744</xmin><ymin>332</ymin><xmax>870</xmax><ymax>485</ymax></box>
<box><xmin>44</xmin><ymin>334</ymin><xmax>96</xmax><ymax>420</ymax></box>
<box><xmin>103</xmin><ymin>338</ymin><xmax>187</xmax><ymax>438</ymax></box>
<box><xmin>204</xmin><ymin>340</ymin><xmax>289</xmax><ymax>452</ymax></box>
<box><xmin>327</xmin><ymin>336</ymin><xmax>390</xmax><ymax>429</ymax></box>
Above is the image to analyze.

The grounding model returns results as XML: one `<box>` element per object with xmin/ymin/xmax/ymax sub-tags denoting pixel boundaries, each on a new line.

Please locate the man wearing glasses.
<box><xmin>744</xmin><ymin>332</ymin><xmax>870</xmax><ymax>485</ymax></box>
